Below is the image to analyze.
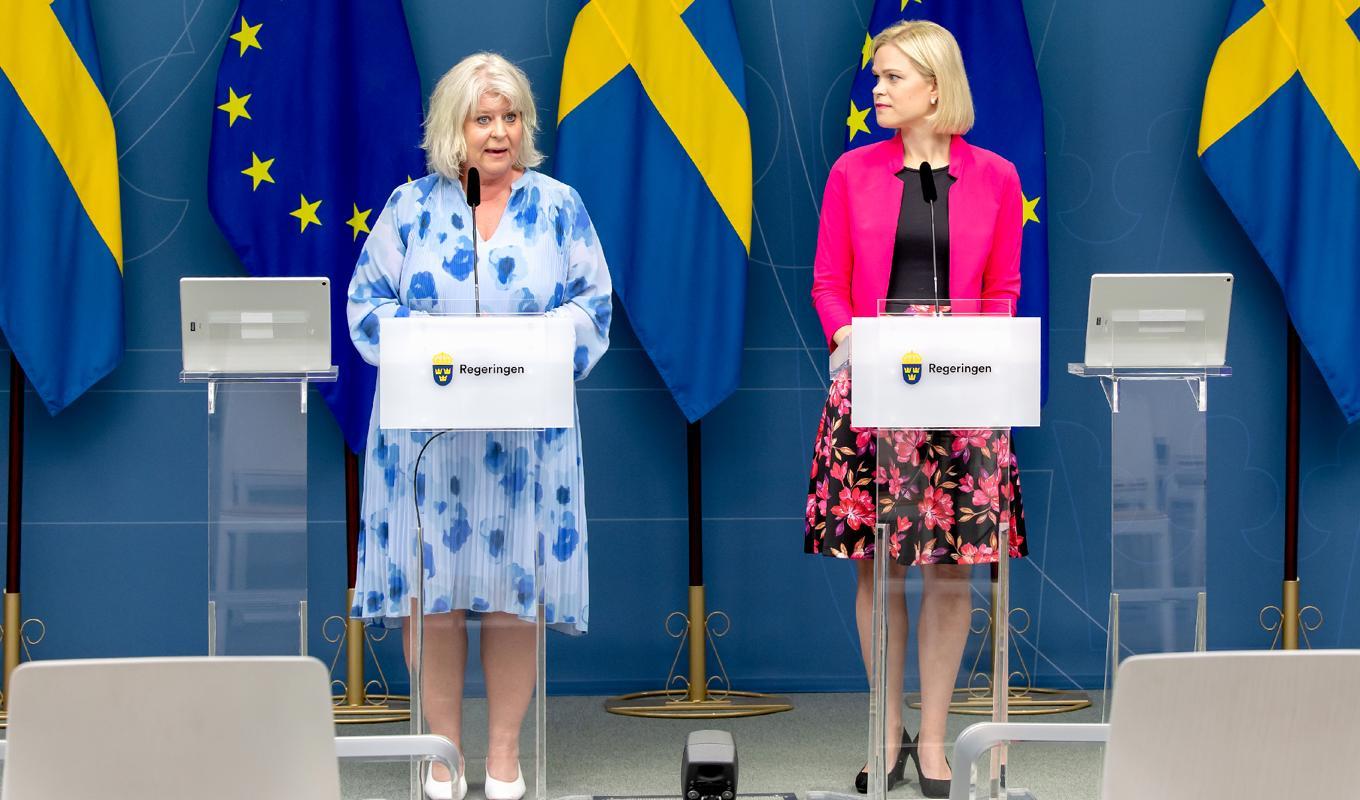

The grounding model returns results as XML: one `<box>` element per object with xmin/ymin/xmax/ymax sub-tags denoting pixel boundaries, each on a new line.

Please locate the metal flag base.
<box><xmin>605</xmin><ymin>585</ymin><xmax>792</xmax><ymax>719</ymax></box>
<box><xmin>0</xmin><ymin>591</ymin><xmax>47</xmax><ymax>728</ymax></box>
<box><xmin>327</xmin><ymin>588</ymin><xmax>411</xmax><ymax>724</ymax></box>
<box><xmin>1261</xmin><ymin>579</ymin><xmax>1322</xmax><ymax>651</ymax></box>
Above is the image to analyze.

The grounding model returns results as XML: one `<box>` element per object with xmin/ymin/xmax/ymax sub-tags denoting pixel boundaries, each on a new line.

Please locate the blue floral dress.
<box><xmin>346</xmin><ymin>171</ymin><xmax>612</xmax><ymax>634</ymax></box>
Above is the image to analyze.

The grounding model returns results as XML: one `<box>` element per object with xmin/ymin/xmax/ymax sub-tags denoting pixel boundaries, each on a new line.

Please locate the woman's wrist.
<box><xmin>832</xmin><ymin>325</ymin><xmax>852</xmax><ymax>346</ymax></box>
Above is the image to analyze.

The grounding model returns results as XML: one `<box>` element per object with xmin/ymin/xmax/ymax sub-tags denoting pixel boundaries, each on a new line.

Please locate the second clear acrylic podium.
<box><xmin>1069</xmin><ymin>288</ymin><xmax>1232</xmax><ymax>710</ymax></box>
<box><xmin>182</xmin><ymin>367</ymin><xmax>336</xmax><ymax>656</ymax></box>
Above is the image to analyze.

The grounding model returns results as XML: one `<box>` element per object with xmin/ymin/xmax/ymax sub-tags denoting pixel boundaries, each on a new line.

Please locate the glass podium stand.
<box><xmin>805</xmin><ymin>299</ymin><xmax>1041</xmax><ymax>800</ymax></box>
<box><xmin>379</xmin><ymin>308</ymin><xmax>576</xmax><ymax>800</ymax></box>
<box><xmin>1069</xmin><ymin>307</ymin><xmax>1231</xmax><ymax>712</ymax></box>
<box><xmin>181</xmin><ymin>368</ymin><xmax>337</xmax><ymax>656</ymax></box>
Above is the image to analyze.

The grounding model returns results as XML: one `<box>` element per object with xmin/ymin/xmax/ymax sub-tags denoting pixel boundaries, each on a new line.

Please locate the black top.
<box><xmin>886</xmin><ymin>164</ymin><xmax>955</xmax><ymax>309</ymax></box>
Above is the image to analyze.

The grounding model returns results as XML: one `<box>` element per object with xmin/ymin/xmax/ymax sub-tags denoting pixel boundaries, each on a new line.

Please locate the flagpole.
<box><xmin>604</xmin><ymin>419</ymin><xmax>791</xmax><ymax>718</ymax></box>
<box><xmin>1280</xmin><ymin>324</ymin><xmax>1301</xmax><ymax>649</ymax></box>
<box><xmin>3</xmin><ymin>356</ymin><xmax>28</xmax><ymax>718</ymax></box>
<box><xmin>684</xmin><ymin>420</ymin><xmax>706</xmax><ymax>703</ymax></box>
<box><xmin>342</xmin><ymin>448</ymin><xmax>367</xmax><ymax>706</ymax></box>
<box><xmin>331</xmin><ymin>444</ymin><xmax>409</xmax><ymax>723</ymax></box>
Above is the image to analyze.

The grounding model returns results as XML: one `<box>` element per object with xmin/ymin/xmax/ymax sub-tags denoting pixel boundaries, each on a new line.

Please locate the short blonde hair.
<box><xmin>421</xmin><ymin>52</ymin><xmax>543</xmax><ymax>178</ymax></box>
<box><xmin>872</xmin><ymin>21</ymin><xmax>974</xmax><ymax>135</ymax></box>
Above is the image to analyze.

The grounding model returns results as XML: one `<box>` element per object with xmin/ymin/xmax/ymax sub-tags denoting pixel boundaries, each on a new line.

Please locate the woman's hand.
<box><xmin>832</xmin><ymin>325</ymin><xmax>852</xmax><ymax>346</ymax></box>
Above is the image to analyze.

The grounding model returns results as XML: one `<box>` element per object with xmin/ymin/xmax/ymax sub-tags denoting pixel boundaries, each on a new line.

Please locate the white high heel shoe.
<box><xmin>483</xmin><ymin>759</ymin><xmax>526</xmax><ymax>800</ymax></box>
<box><xmin>423</xmin><ymin>759</ymin><xmax>467</xmax><ymax>800</ymax></box>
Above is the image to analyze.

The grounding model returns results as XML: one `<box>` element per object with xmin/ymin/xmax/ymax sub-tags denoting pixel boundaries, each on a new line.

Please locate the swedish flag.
<box><xmin>555</xmin><ymin>0</ymin><xmax>751</xmax><ymax>422</ymax></box>
<box><xmin>846</xmin><ymin>0</ymin><xmax>1048</xmax><ymax>401</ymax></box>
<box><xmin>206</xmin><ymin>0</ymin><xmax>425</xmax><ymax>452</ymax></box>
<box><xmin>0</xmin><ymin>0</ymin><xmax>124</xmax><ymax>414</ymax></box>
<box><xmin>1200</xmin><ymin>1</ymin><xmax>1360</xmax><ymax>422</ymax></box>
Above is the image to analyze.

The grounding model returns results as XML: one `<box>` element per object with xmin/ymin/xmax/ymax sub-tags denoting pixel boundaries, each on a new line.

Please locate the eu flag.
<box><xmin>0</xmin><ymin>0</ymin><xmax>124</xmax><ymax>414</ymax></box>
<box><xmin>846</xmin><ymin>0</ymin><xmax>1049</xmax><ymax>400</ymax></box>
<box><xmin>554</xmin><ymin>0</ymin><xmax>751</xmax><ymax>422</ymax></box>
<box><xmin>1200</xmin><ymin>1</ymin><xmax>1360</xmax><ymax>422</ymax></box>
<box><xmin>207</xmin><ymin>0</ymin><xmax>425</xmax><ymax>452</ymax></box>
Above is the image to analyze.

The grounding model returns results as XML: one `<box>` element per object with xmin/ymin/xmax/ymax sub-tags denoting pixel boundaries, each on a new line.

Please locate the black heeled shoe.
<box><xmin>854</xmin><ymin>728</ymin><xmax>912</xmax><ymax>794</ymax></box>
<box><xmin>906</xmin><ymin>732</ymin><xmax>952</xmax><ymax>799</ymax></box>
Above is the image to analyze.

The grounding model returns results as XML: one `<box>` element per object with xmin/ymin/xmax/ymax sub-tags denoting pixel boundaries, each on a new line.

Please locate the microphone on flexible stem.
<box><xmin>466</xmin><ymin>167</ymin><xmax>482</xmax><ymax>316</ymax></box>
<box><xmin>918</xmin><ymin>162</ymin><xmax>941</xmax><ymax>313</ymax></box>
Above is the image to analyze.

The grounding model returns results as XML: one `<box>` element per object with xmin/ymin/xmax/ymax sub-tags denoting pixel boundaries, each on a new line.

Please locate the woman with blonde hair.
<box><xmin>804</xmin><ymin>21</ymin><xmax>1028</xmax><ymax>798</ymax></box>
<box><xmin>348</xmin><ymin>52</ymin><xmax>612</xmax><ymax>800</ymax></box>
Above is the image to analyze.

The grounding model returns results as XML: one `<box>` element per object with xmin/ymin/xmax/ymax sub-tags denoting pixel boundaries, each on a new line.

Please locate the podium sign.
<box><xmin>379</xmin><ymin>315</ymin><xmax>575</xmax><ymax>430</ymax></box>
<box><xmin>851</xmin><ymin>316</ymin><xmax>1040</xmax><ymax>429</ymax></box>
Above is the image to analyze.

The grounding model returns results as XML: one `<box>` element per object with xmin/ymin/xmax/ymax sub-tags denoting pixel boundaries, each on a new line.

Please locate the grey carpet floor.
<box><xmin>338</xmin><ymin>693</ymin><xmax>1106</xmax><ymax>800</ymax></box>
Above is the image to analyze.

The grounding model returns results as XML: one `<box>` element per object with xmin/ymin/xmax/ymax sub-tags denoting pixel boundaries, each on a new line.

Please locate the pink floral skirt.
<box><xmin>804</xmin><ymin>369</ymin><xmax>1027</xmax><ymax>565</ymax></box>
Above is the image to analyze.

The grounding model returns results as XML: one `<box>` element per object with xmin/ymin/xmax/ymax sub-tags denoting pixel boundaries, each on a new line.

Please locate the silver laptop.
<box><xmin>180</xmin><ymin>277</ymin><xmax>332</xmax><ymax>373</ymax></box>
<box><xmin>1083</xmin><ymin>273</ymin><xmax>1233</xmax><ymax>368</ymax></box>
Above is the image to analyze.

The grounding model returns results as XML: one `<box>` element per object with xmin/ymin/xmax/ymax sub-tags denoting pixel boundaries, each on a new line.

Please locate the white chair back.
<box><xmin>1</xmin><ymin>656</ymin><xmax>342</xmax><ymax>800</ymax></box>
<box><xmin>1104</xmin><ymin>650</ymin><xmax>1360</xmax><ymax>800</ymax></box>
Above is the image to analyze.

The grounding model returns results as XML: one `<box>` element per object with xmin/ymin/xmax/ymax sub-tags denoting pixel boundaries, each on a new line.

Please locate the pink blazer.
<box><xmin>811</xmin><ymin>134</ymin><xmax>1023</xmax><ymax>346</ymax></box>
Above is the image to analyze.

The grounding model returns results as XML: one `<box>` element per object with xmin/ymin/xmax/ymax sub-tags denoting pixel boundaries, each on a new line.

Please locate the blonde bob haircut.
<box><xmin>871</xmin><ymin>21</ymin><xmax>975</xmax><ymax>135</ymax></box>
<box><xmin>421</xmin><ymin>52</ymin><xmax>544</xmax><ymax>179</ymax></box>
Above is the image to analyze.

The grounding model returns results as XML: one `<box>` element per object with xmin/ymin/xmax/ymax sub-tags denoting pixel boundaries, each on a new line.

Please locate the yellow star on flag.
<box><xmin>230</xmin><ymin>16</ymin><xmax>263</xmax><ymax>57</ymax></box>
<box><xmin>846</xmin><ymin>100</ymin><xmax>872</xmax><ymax>141</ymax></box>
<box><xmin>217</xmin><ymin>87</ymin><xmax>252</xmax><ymax>127</ymax></box>
<box><xmin>290</xmin><ymin>194</ymin><xmax>322</xmax><ymax>232</ymax></box>
<box><xmin>901</xmin><ymin>0</ymin><xmax>922</xmax><ymax>9</ymax></box>
<box><xmin>346</xmin><ymin>204</ymin><xmax>373</xmax><ymax>241</ymax></box>
<box><xmin>1022</xmin><ymin>192</ymin><xmax>1041</xmax><ymax>226</ymax></box>
<box><xmin>861</xmin><ymin>34</ymin><xmax>873</xmax><ymax>69</ymax></box>
<box><xmin>241</xmin><ymin>152</ymin><xmax>275</xmax><ymax>190</ymax></box>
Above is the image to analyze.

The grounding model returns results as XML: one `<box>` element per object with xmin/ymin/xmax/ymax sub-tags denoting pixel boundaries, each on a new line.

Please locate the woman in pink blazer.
<box><xmin>803</xmin><ymin>21</ymin><xmax>1028</xmax><ymax>798</ymax></box>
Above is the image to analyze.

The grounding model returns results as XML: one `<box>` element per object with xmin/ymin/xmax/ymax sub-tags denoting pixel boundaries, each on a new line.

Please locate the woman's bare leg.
<box><xmin>856</xmin><ymin>558</ymin><xmax>909</xmax><ymax>771</ymax></box>
<box><xmin>481</xmin><ymin>611</ymin><xmax>537</xmax><ymax>782</ymax></box>
<box><xmin>404</xmin><ymin>606</ymin><xmax>468</xmax><ymax>782</ymax></box>
<box><xmin>916</xmin><ymin>563</ymin><xmax>973</xmax><ymax>780</ymax></box>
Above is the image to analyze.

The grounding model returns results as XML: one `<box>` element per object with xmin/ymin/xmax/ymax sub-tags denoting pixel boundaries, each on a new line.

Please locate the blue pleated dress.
<box><xmin>345</xmin><ymin>171</ymin><xmax>612</xmax><ymax>635</ymax></box>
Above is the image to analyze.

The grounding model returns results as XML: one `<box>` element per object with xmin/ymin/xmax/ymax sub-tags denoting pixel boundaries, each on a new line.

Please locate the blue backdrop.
<box><xmin>1</xmin><ymin>0</ymin><xmax>1357</xmax><ymax>693</ymax></box>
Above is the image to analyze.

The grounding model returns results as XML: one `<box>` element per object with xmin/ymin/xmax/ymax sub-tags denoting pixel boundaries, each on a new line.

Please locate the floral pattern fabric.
<box><xmin>347</xmin><ymin>171</ymin><xmax>611</xmax><ymax>634</ymax></box>
<box><xmin>804</xmin><ymin>367</ymin><xmax>1027</xmax><ymax>565</ymax></box>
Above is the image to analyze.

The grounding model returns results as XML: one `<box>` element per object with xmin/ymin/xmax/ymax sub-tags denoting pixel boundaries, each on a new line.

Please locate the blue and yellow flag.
<box><xmin>847</xmin><ymin>0</ymin><xmax>1049</xmax><ymax>400</ymax></box>
<box><xmin>207</xmin><ymin>0</ymin><xmax>425</xmax><ymax>452</ymax></box>
<box><xmin>1201</xmin><ymin>1</ymin><xmax>1360</xmax><ymax>422</ymax></box>
<box><xmin>555</xmin><ymin>0</ymin><xmax>751</xmax><ymax>422</ymax></box>
<box><xmin>0</xmin><ymin>0</ymin><xmax>124</xmax><ymax>414</ymax></box>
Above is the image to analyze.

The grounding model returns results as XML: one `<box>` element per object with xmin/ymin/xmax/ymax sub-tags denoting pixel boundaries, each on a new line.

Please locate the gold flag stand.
<box><xmin>0</xmin><ymin>591</ymin><xmax>46</xmax><ymax>728</ymax></box>
<box><xmin>1261</xmin><ymin>579</ymin><xmax>1321</xmax><ymax>651</ymax></box>
<box><xmin>607</xmin><ymin>421</ymin><xmax>791</xmax><ymax>719</ymax></box>
<box><xmin>605</xmin><ymin>585</ymin><xmax>792</xmax><ymax>719</ymax></box>
<box><xmin>327</xmin><ymin>588</ymin><xmax>409</xmax><ymax>724</ymax></box>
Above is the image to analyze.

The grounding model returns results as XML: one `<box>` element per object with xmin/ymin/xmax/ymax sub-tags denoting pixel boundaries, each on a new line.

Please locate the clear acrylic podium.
<box><xmin>1069</xmin><ymin>309</ymin><xmax>1231</xmax><ymax>711</ymax></box>
<box><xmin>378</xmin><ymin>309</ymin><xmax>575</xmax><ymax>800</ymax></box>
<box><xmin>806</xmin><ymin>299</ymin><xmax>1040</xmax><ymax>800</ymax></box>
<box><xmin>181</xmin><ymin>367</ymin><xmax>337</xmax><ymax>656</ymax></box>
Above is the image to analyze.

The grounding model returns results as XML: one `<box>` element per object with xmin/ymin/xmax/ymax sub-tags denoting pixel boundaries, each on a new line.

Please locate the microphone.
<box><xmin>465</xmin><ymin>167</ymin><xmax>481</xmax><ymax>207</ymax></box>
<box><xmin>919</xmin><ymin>162</ymin><xmax>940</xmax><ymax>309</ymax></box>
<box><xmin>466</xmin><ymin>168</ymin><xmax>481</xmax><ymax>315</ymax></box>
<box><xmin>918</xmin><ymin>161</ymin><xmax>937</xmax><ymax>204</ymax></box>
